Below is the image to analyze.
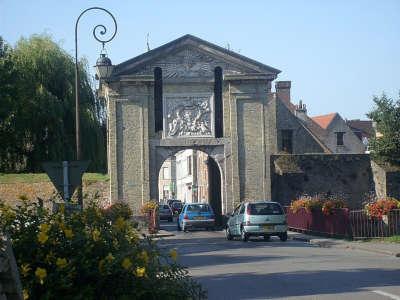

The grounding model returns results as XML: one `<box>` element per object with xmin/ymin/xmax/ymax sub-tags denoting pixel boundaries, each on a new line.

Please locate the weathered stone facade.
<box><xmin>103</xmin><ymin>35</ymin><xmax>280</xmax><ymax>214</ymax></box>
<box><xmin>271</xmin><ymin>154</ymin><xmax>375</xmax><ymax>208</ymax></box>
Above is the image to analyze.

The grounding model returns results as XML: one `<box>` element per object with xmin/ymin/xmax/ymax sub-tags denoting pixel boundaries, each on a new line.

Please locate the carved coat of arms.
<box><xmin>163</xmin><ymin>93</ymin><xmax>214</xmax><ymax>138</ymax></box>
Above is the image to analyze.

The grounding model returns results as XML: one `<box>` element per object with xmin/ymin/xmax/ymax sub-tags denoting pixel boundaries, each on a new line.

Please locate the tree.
<box><xmin>0</xmin><ymin>34</ymin><xmax>106</xmax><ymax>172</ymax></box>
<box><xmin>367</xmin><ymin>93</ymin><xmax>400</xmax><ymax>166</ymax></box>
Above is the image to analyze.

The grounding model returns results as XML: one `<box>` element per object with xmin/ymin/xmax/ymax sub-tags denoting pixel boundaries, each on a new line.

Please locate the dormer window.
<box><xmin>336</xmin><ymin>132</ymin><xmax>345</xmax><ymax>146</ymax></box>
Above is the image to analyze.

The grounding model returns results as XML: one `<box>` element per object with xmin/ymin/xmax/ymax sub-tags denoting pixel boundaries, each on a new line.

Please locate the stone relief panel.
<box><xmin>163</xmin><ymin>93</ymin><xmax>214</xmax><ymax>138</ymax></box>
<box><xmin>135</xmin><ymin>48</ymin><xmax>251</xmax><ymax>78</ymax></box>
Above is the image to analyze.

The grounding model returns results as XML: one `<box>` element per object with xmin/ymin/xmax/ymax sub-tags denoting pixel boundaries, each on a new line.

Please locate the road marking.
<box><xmin>372</xmin><ymin>290</ymin><xmax>400</xmax><ymax>300</ymax></box>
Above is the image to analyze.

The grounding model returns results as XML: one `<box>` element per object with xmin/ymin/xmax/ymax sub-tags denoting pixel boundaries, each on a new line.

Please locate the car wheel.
<box><xmin>279</xmin><ymin>232</ymin><xmax>288</xmax><ymax>242</ymax></box>
<box><xmin>241</xmin><ymin>228</ymin><xmax>248</xmax><ymax>242</ymax></box>
<box><xmin>263</xmin><ymin>235</ymin><xmax>271</xmax><ymax>241</ymax></box>
<box><xmin>226</xmin><ymin>227</ymin><xmax>233</xmax><ymax>241</ymax></box>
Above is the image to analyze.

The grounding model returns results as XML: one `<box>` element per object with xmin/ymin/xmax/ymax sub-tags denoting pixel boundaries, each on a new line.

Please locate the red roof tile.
<box><xmin>311</xmin><ymin>113</ymin><xmax>337</xmax><ymax>129</ymax></box>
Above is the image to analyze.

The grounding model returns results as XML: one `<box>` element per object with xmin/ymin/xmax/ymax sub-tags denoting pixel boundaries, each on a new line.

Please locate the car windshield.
<box><xmin>161</xmin><ymin>205</ymin><xmax>170</xmax><ymax>209</ymax></box>
<box><xmin>247</xmin><ymin>203</ymin><xmax>283</xmax><ymax>215</ymax></box>
<box><xmin>172</xmin><ymin>202</ymin><xmax>182</xmax><ymax>208</ymax></box>
<box><xmin>186</xmin><ymin>204</ymin><xmax>211</xmax><ymax>212</ymax></box>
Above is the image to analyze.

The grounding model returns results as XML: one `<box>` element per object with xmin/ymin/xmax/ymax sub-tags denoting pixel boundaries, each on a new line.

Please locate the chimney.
<box><xmin>275</xmin><ymin>81</ymin><xmax>291</xmax><ymax>105</ymax></box>
<box><xmin>295</xmin><ymin>100</ymin><xmax>307</xmax><ymax>121</ymax></box>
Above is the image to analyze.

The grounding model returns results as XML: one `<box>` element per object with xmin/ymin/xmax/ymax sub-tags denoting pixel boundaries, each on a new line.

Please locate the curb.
<box><xmin>291</xmin><ymin>235</ymin><xmax>400</xmax><ymax>257</ymax></box>
<box><xmin>146</xmin><ymin>231</ymin><xmax>175</xmax><ymax>238</ymax></box>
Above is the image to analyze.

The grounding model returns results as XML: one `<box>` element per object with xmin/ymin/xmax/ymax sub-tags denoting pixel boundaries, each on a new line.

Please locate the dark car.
<box><xmin>159</xmin><ymin>204</ymin><xmax>173</xmax><ymax>222</ymax></box>
<box><xmin>170</xmin><ymin>201</ymin><xmax>183</xmax><ymax>215</ymax></box>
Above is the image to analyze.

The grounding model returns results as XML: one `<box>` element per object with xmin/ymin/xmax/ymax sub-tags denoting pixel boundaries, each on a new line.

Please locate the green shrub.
<box><xmin>0</xmin><ymin>199</ymin><xmax>206</xmax><ymax>300</ymax></box>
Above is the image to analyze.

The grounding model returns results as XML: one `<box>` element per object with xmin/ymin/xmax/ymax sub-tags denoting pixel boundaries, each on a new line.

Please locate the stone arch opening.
<box><xmin>155</xmin><ymin>147</ymin><xmax>224</xmax><ymax>225</ymax></box>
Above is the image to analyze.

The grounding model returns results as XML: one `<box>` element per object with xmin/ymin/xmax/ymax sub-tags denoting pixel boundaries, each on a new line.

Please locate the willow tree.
<box><xmin>0</xmin><ymin>34</ymin><xmax>106</xmax><ymax>172</ymax></box>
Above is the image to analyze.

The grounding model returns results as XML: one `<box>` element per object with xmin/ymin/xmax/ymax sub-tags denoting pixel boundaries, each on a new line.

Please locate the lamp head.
<box><xmin>95</xmin><ymin>53</ymin><xmax>113</xmax><ymax>80</ymax></box>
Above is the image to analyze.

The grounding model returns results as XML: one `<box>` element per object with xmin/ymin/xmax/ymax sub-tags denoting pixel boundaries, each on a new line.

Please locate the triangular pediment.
<box><xmin>113</xmin><ymin>34</ymin><xmax>281</xmax><ymax>78</ymax></box>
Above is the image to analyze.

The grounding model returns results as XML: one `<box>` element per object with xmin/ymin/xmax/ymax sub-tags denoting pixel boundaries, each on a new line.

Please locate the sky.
<box><xmin>1</xmin><ymin>0</ymin><xmax>399</xmax><ymax>119</ymax></box>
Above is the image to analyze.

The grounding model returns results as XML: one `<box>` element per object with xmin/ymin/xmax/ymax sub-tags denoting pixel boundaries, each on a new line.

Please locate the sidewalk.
<box><xmin>288</xmin><ymin>231</ymin><xmax>400</xmax><ymax>257</ymax></box>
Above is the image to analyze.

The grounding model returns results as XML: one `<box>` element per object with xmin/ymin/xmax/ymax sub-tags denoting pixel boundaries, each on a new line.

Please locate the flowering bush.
<box><xmin>0</xmin><ymin>199</ymin><xmax>205</xmax><ymax>299</ymax></box>
<box><xmin>290</xmin><ymin>196</ymin><xmax>323</xmax><ymax>213</ymax></box>
<box><xmin>290</xmin><ymin>195</ymin><xmax>347</xmax><ymax>215</ymax></box>
<box><xmin>364</xmin><ymin>197</ymin><xmax>399</xmax><ymax>219</ymax></box>
<box><xmin>321</xmin><ymin>200</ymin><xmax>347</xmax><ymax>215</ymax></box>
<box><xmin>140</xmin><ymin>200</ymin><xmax>158</xmax><ymax>214</ymax></box>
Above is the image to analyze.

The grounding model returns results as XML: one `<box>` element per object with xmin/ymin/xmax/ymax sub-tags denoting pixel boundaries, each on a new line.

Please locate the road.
<box><xmin>159</xmin><ymin>220</ymin><xmax>400</xmax><ymax>300</ymax></box>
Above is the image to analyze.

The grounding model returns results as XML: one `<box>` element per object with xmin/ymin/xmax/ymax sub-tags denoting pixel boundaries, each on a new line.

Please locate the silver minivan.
<box><xmin>226</xmin><ymin>201</ymin><xmax>288</xmax><ymax>242</ymax></box>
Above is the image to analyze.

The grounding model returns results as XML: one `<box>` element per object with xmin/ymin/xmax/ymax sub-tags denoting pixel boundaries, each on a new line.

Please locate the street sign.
<box><xmin>42</xmin><ymin>160</ymin><xmax>90</xmax><ymax>201</ymax></box>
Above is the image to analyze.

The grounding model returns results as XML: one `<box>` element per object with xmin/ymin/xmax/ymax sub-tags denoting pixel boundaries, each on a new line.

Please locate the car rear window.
<box><xmin>247</xmin><ymin>203</ymin><xmax>283</xmax><ymax>215</ymax></box>
<box><xmin>172</xmin><ymin>202</ymin><xmax>182</xmax><ymax>208</ymax></box>
<box><xmin>162</xmin><ymin>205</ymin><xmax>170</xmax><ymax>209</ymax></box>
<box><xmin>186</xmin><ymin>204</ymin><xmax>211</xmax><ymax>212</ymax></box>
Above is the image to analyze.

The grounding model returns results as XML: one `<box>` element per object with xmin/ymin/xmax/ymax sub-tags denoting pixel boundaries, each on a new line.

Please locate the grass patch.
<box><xmin>0</xmin><ymin>173</ymin><xmax>109</xmax><ymax>184</ymax></box>
<box><xmin>382</xmin><ymin>235</ymin><xmax>400</xmax><ymax>243</ymax></box>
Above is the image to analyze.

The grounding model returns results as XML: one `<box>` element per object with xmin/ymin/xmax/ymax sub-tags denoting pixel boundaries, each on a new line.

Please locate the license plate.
<box><xmin>263</xmin><ymin>225</ymin><xmax>274</xmax><ymax>230</ymax></box>
<box><xmin>194</xmin><ymin>216</ymin><xmax>204</xmax><ymax>220</ymax></box>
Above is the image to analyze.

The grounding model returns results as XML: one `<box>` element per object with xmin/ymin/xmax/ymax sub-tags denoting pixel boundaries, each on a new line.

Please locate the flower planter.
<box><xmin>286</xmin><ymin>207</ymin><xmax>350</xmax><ymax>237</ymax></box>
<box><xmin>147</xmin><ymin>208</ymin><xmax>159</xmax><ymax>234</ymax></box>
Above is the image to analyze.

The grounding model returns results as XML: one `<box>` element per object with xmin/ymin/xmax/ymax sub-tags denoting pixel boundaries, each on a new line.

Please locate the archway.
<box><xmin>157</xmin><ymin>148</ymin><xmax>223</xmax><ymax>225</ymax></box>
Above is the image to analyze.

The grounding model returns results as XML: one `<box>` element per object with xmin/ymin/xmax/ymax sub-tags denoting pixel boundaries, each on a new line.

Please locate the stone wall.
<box><xmin>271</xmin><ymin>154</ymin><xmax>375</xmax><ymax>208</ymax></box>
<box><xmin>0</xmin><ymin>236</ymin><xmax>22</xmax><ymax>300</ymax></box>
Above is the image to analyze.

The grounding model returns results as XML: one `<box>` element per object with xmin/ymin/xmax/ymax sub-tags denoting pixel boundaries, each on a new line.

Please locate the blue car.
<box><xmin>177</xmin><ymin>203</ymin><xmax>215</xmax><ymax>232</ymax></box>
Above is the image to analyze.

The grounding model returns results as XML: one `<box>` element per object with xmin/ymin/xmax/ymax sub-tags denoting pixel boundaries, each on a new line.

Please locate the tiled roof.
<box><xmin>311</xmin><ymin>113</ymin><xmax>337</xmax><ymax>129</ymax></box>
<box><xmin>346</xmin><ymin>119</ymin><xmax>374</xmax><ymax>138</ymax></box>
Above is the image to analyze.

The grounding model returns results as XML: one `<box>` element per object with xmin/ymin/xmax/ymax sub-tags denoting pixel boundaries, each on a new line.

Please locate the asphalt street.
<box><xmin>159</xmin><ymin>220</ymin><xmax>400</xmax><ymax>300</ymax></box>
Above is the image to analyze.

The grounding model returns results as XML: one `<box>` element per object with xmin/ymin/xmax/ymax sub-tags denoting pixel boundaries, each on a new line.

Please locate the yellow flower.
<box><xmin>169</xmin><ymin>249</ymin><xmax>178</xmax><ymax>261</ymax></box>
<box><xmin>39</xmin><ymin>223</ymin><xmax>51</xmax><ymax>233</ymax></box>
<box><xmin>92</xmin><ymin>229</ymin><xmax>101</xmax><ymax>242</ymax></box>
<box><xmin>135</xmin><ymin>266</ymin><xmax>146</xmax><ymax>277</ymax></box>
<box><xmin>114</xmin><ymin>217</ymin><xmax>126</xmax><ymax>231</ymax></box>
<box><xmin>56</xmin><ymin>258</ymin><xmax>68</xmax><ymax>269</ymax></box>
<box><xmin>105</xmin><ymin>253</ymin><xmax>115</xmax><ymax>263</ymax></box>
<box><xmin>20</xmin><ymin>264</ymin><xmax>31</xmax><ymax>277</ymax></box>
<box><xmin>23</xmin><ymin>289</ymin><xmax>29</xmax><ymax>300</ymax></box>
<box><xmin>35</xmin><ymin>267</ymin><xmax>47</xmax><ymax>285</ymax></box>
<box><xmin>121</xmin><ymin>257</ymin><xmax>132</xmax><ymax>270</ymax></box>
<box><xmin>138</xmin><ymin>250</ymin><xmax>149</xmax><ymax>264</ymax></box>
<box><xmin>45</xmin><ymin>251</ymin><xmax>55</xmax><ymax>264</ymax></box>
<box><xmin>37</xmin><ymin>231</ymin><xmax>49</xmax><ymax>244</ymax></box>
<box><xmin>64</xmin><ymin>228</ymin><xmax>74</xmax><ymax>239</ymax></box>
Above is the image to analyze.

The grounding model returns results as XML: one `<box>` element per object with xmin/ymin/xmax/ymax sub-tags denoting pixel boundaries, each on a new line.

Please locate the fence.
<box><xmin>286</xmin><ymin>207</ymin><xmax>400</xmax><ymax>239</ymax></box>
<box><xmin>349</xmin><ymin>209</ymin><xmax>400</xmax><ymax>239</ymax></box>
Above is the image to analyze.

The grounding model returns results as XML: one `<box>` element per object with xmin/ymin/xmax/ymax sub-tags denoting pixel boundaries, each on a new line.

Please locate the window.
<box><xmin>214</xmin><ymin>67</ymin><xmax>223</xmax><ymax>137</ymax></box>
<box><xmin>281</xmin><ymin>130</ymin><xmax>293</xmax><ymax>153</ymax></box>
<box><xmin>154</xmin><ymin>67</ymin><xmax>163</xmax><ymax>132</ymax></box>
<box><xmin>163</xmin><ymin>167</ymin><xmax>170</xmax><ymax>179</ymax></box>
<box><xmin>247</xmin><ymin>203</ymin><xmax>284</xmax><ymax>215</ymax></box>
<box><xmin>239</xmin><ymin>204</ymin><xmax>245</xmax><ymax>215</ymax></box>
<box><xmin>336</xmin><ymin>132</ymin><xmax>345</xmax><ymax>146</ymax></box>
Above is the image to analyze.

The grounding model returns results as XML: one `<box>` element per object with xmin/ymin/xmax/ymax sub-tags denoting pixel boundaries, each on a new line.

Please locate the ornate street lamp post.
<box><xmin>74</xmin><ymin>7</ymin><xmax>117</xmax><ymax>206</ymax></box>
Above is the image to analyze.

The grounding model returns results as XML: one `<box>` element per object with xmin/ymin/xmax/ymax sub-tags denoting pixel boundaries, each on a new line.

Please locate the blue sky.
<box><xmin>1</xmin><ymin>0</ymin><xmax>399</xmax><ymax>119</ymax></box>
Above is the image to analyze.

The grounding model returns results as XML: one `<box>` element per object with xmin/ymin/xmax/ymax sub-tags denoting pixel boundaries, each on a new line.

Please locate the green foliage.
<box><xmin>0</xmin><ymin>199</ymin><xmax>206</xmax><ymax>300</ymax></box>
<box><xmin>0</xmin><ymin>34</ymin><xmax>106</xmax><ymax>173</ymax></box>
<box><xmin>367</xmin><ymin>93</ymin><xmax>400</xmax><ymax>166</ymax></box>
